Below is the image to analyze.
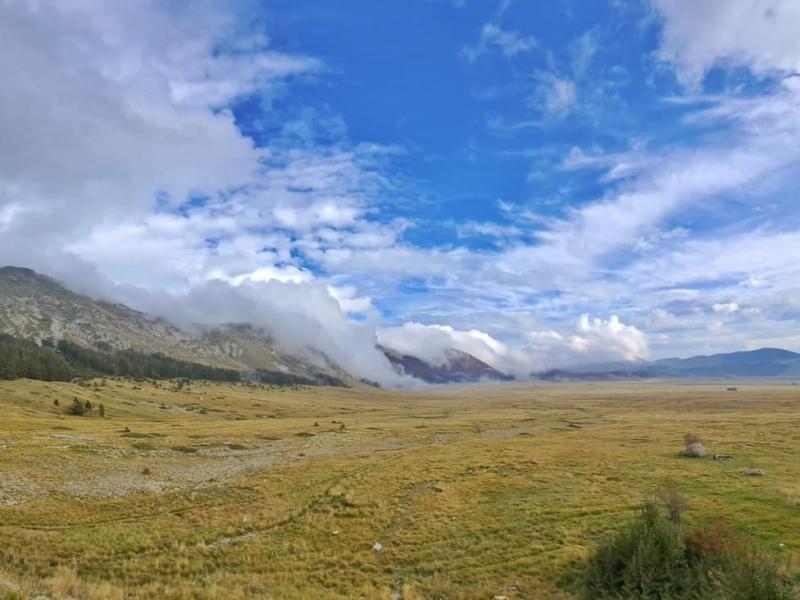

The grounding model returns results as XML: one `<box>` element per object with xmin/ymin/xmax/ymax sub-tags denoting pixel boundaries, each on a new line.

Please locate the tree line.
<box><xmin>0</xmin><ymin>334</ymin><xmax>345</xmax><ymax>386</ymax></box>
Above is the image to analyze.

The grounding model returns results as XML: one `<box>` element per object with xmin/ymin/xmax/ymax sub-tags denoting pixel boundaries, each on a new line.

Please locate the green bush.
<box><xmin>66</xmin><ymin>397</ymin><xmax>86</xmax><ymax>416</ymax></box>
<box><xmin>584</xmin><ymin>496</ymin><xmax>795</xmax><ymax>599</ymax></box>
<box><xmin>710</xmin><ymin>551</ymin><xmax>795</xmax><ymax>600</ymax></box>
<box><xmin>585</xmin><ymin>501</ymin><xmax>691</xmax><ymax>598</ymax></box>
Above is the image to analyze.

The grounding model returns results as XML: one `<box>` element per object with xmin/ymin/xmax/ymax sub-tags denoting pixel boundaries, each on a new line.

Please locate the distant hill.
<box><xmin>536</xmin><ymin>348</ymin><xmax>800</xmax><ymax>380</ymax></box>
<box><xmin>382</xmin><ymin>346</ymin><xmax>512</xmax><ymax>384</ymax></box>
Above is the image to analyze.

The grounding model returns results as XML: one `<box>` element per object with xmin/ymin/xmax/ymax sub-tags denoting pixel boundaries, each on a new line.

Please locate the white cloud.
<box><xmin>148</xmin><ymin>279</ymin><xmax>410</xmax><ymax>387</ymax></box>
<box><xmin>647</xmin><ymin>308</ymin><xmax>687</xmax><ymax>329</ymax></box>
<box><xmin>0</xmin><ymin>0</ymin><xmax>415</xmax><ymax>386</ymax></box>
<box><xmin>712</xmin><ymin>302</ymin><xmax>739</xmax><ymax>314</ymax></box>
<box><xmin>529</xmin><ymin>75</ymin><xmax>577</xmax><ymax>116</ymax></box>
<box><xmin>655</xmin><ymin>0</ymin><xmax>800</xmax><ymax>88</ymax></box>
<box><xmin>462</xmin><ymin>23</ymin><xmax>536</xmax><ymax>63</ymax></box>
<box><xmin>379</xmin><ymin>314</ymin><xmax>648</xmax><ymax>376</ymax></box>
<box><xmin>711</xmin><ymin>302</ymin><xmax>739</xmax><ymax>315</ymax></box>
<box><xmin>456</xmin><ymin>221</ymin><xmax>523</xmax><ymax>240</ymax></box>
<box><xmin>326</xmin><ymin>285</ymin><xmax>376</xmax><ymax>318</ymax></box>
<box><xmin>228</xmin><ymin>266</ymin><xmax>313</xmax><ymax>286</ymax></box>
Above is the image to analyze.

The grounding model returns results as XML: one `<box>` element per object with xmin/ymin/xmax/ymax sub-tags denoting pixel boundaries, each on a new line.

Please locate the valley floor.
<box><xmin>0</xmin><ymin>379</ymin><xmax>798</xmax><ymax>598</ymax></box>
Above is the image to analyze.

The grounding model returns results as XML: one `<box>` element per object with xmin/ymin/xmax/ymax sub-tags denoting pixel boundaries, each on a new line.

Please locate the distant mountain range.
<box><xmin>0</xmin><ymin>266</ymin><xmax>508</xmax><ymax>385</ymax></box>
<box><xmin>2</xmin><ymin>266</ymin><xmax>799</xmax><ymax>385</ymax></box>
<box><xmin>537</xmin><ymin>348</ymin><xmax>800</xmax><ymax>380</ymax></box>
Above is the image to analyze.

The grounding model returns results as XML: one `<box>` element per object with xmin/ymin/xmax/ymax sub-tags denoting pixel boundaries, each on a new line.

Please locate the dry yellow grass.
<box><xmin>0</xmin><ymin>378</ymin><xmax>798</xmax><ymax>598</ymax></box>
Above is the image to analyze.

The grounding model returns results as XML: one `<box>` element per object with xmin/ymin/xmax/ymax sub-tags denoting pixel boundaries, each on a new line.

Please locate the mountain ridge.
<box><xmin>0</xmin><ymin>266</ymin><xmax>347</xmax><ymax>384</ymax></box>
<box><xmin>4</xmin><ymin>266</ymin><xmax>800</xmax><ymax>384</ymax></box>
<box><xmin>0</xmin><ymin>265</ymin><xmax>508</xmax><ymax>386</ymax></box>
<box><xmin>381</xmin><ymin>346</ymin><xmax>512</xmax><ymax>384</ymax></box>
<box><xmin>536</xmin><ymin>347</ymin><xmax>800</xmax><ymax>380</ymax></box>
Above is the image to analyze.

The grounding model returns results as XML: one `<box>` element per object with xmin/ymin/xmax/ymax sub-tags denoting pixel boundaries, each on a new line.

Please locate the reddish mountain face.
<box><xmin>382</xmin><ymin>346</ymin><xmax>512</xmax><ymax>384</ymax></box>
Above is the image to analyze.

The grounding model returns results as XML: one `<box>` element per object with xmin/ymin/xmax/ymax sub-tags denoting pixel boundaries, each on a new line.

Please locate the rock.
<box><xmin>372</xmin><ymin>542</ymin><xmax>383</xmax><ymax>552</ymax></box>
<box><xmin>332</xmin><ymin>529</ymin><xmax>340</xmax><ymax>536</ymax></box>
<box><xmin>713</xmin><ymin>454</ymin><xmax>734</xmax><ymax>461</ymax></box>
<box><xmin>742</xmin><ymin>468</ymin><xmax>766</xmax><ymax>476</ymax></box>
<box><xmin>493</xmin><ymin>596</ymin><xmax>509</xmax><ymax>600</ymax></box>
<box><xmin>683</xmin><ymin>442</ymin><xmax>706</xmax><ymax>458</ymax></box>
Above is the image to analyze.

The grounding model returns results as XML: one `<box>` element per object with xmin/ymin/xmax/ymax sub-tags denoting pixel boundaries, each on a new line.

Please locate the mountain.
<box><xmin>0</xmin><ymin>266</ymin><xmax>344</xmax><ymax>385</ymax></box>
<box><xmin>536</xmin><ymin>348</ymin><xmax>800</xmax><ymax>380</ymax></box>
<box><xmin>382</xmin><ymin>346</ymin><xmax>512</xmax><ymax>384</ymax></box>
<box><xmin>6</xmin><ymin>266</ymin><xmax>797</xmax><ymax>386</ymax></box>
<box><xmin>652</xmin><ymin>348</ymin><xmax>800</xmax><ymax>378</ymax></box>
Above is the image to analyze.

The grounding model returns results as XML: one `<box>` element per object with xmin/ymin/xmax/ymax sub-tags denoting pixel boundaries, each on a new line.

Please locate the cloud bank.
<box><xmin>378</xmin><ymin>315</ymin><xmax>648</xmax><ymax>377</ymax></box>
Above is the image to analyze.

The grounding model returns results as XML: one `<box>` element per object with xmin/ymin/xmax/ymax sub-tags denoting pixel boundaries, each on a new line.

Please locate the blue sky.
<box><xmin>2</xmin><ymin>0</ymin><xmax>800</xmax><ymax>382</ymax></box>
<box><xmin>235</xmin><ymin>1</ymin><xmax>664</xmax><ymax>239</ymax></box>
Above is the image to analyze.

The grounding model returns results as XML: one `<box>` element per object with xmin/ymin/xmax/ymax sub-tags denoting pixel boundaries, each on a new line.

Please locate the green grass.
<box><xmin>0</xmin><ymin>378</ymin><xmax>798</xmax><ymax>598</ymax></box>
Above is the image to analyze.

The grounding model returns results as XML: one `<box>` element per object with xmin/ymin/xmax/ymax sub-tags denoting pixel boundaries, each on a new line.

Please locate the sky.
<box><xmin>2</xmin><ymin>0</ymin><xmax>800</xmax><ymax>383</ymax></box>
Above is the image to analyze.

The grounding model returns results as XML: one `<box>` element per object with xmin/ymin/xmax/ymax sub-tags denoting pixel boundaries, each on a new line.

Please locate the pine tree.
<box><xmin>67</xmin><ymin>398</ymin><xmax>86</xmax><ymax>416</ymax></box>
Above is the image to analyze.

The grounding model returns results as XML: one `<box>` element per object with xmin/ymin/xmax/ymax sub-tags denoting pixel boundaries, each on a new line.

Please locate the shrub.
<box><xmin>66</xmin><ymin>398</ymin><xmax>85</xmax><ymax>416</ymax></box>
<box><xmin>686</xmin><ymin>520</ymin><xmax>741</xmax><ymax>559</ymax></box>
<box><xmin>584</xmin><ymin>493</ymin><xmax>795</xmax><ymax>600</ymax></box>
<box><xmin>584</xmin><ymin>501</ymin><xmax>690</xmax><ymax>598</ymax></box>
<box><xmin>712</xmin><ymin>550</ymin><xmax>795</xmax><ymax>600</ymax></box>
<box><xmin>658</xmin><ymin>483</ymin><xmax>690</xmax><ymax>523</ymax></box>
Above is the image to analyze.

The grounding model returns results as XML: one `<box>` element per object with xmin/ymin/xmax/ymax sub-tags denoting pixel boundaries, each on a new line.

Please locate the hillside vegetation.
<box><xmin>0</xmin><ymin>334</ymin><xmax>343</xmax><ymax>387</ymax></box>
<box><xmin>0</xmin><ymin>380</ymin><xmax>798</xmax><ymax>598</ymax></box>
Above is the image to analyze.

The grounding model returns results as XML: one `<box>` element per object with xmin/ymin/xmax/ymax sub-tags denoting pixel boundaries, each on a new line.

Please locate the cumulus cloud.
<box><xmin>655</xmin><ymin>0</ymin><xmax>800</xmax><ymax>87</ymax></box>
<box><xmin>378</xmin><ymin>323</ymin><xmax>511</xmax><ymax>368</ymax></box>
<box><xmin>135</xmin><ymin>279</ymin><xmax>409</xmax><ymax>387</ymax></box>
<box><xmin>378</xmin><ymin>315</ymin><xmax>649</xmax><ymax>377</ymax></box>
<box><xmin>0</xmin><ymin>0</ymin><xmax>412</xmax><ymax>386</ymax></box>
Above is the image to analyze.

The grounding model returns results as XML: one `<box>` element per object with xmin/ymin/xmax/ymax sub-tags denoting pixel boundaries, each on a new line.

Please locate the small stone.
<box><xmin>372</xmin><ymin>542</ymin><xmax>383</xmax><ymax>552</ymax></box>
<box><xmin>493</xmin><ymin>596</ymin><xmax>509</xmax><ymax>600</ymax></box>
<box><xmin>332</xmin><ymin>529</ymin><xmax>340</xmax><ymax>536</ymax></box>
<box><xmin>742</xmin><ymin>468</ymin><xmax>766</xmax><ymax>476</ymax></box>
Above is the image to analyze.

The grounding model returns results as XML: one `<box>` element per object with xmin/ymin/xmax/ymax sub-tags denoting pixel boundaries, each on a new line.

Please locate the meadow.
<box><xmin>0</xmin><ymin>378</ymin><xmax>798</xmax><ymax>599</ymax></box>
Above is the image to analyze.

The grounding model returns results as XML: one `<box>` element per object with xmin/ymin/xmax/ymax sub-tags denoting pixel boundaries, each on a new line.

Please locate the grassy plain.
<box><xmin>0</xmin><ymin>378</ymin><xmax>798</xmax><ymax>599</ymax></box>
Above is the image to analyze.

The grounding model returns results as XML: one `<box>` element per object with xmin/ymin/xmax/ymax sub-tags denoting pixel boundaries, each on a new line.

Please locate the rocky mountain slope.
<box><xmin>0</xmin><ymin>266</ymin><xmax>340</xmax><ymax>383</ymax></box>
<box><xmin>382</xmin><ymin>346</ymin><xmax>511</xmax><ymax>384</ymax></box>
